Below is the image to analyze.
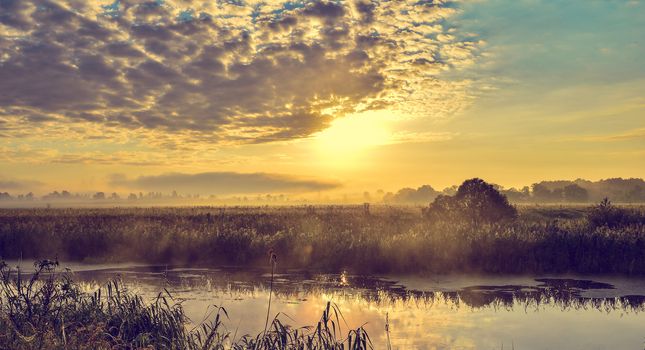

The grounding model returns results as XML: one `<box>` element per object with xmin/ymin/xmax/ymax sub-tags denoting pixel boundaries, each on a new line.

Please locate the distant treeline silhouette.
<box><xmin>384</xmin><ymin>177</ymin><xmax>645</xmax><ymax>204</ymax></box>
<box><xmin>1</xmin><ymin>177</ymin><xmax>643</xmax><ymax>205</ymax></box>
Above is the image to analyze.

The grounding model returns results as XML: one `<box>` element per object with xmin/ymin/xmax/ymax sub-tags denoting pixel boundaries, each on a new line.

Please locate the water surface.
<box><xmin>7</xmin><ymin>261</ymin><xmax>645</xmax><ymax>349</ymax></box>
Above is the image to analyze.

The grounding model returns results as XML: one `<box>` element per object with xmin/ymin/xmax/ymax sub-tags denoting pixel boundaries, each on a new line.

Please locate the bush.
<box><xmin>424</xmin><ymin>178</ymin><xmax>517</xmax><ymax>224</ymax></box>
<box><xmin>586</xmin><ymin>198</ymin><xmax>641</xmax><ymax>228</ymax></box>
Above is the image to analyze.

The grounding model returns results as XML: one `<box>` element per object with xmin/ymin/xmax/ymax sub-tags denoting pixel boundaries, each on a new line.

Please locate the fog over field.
<box><xmin>1</xmin><ymin>0</ymin><xmax>643</xmax><ymax>349</ymax></box>
<box><xmin>1</xmin><ymin>177</ymin><xmax>644</xmax><ymax>207</ymax></box>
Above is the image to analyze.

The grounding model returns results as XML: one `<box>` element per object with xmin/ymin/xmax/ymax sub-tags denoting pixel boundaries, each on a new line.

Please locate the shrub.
<box><xmin>424</xmin><ymin>178</ymin><xmax>517</xmax><ymax>224</ymax></box>
<box><xmin>586</xmin><ymin>198</ymin><xmax>640</xmax><ymax>228</ymax></box>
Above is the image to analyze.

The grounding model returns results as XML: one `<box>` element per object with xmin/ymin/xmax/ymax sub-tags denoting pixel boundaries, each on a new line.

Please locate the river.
<box><xmin>5</xmin><ymin>261</ymin><xmax>645</xmax><ymax>349</ymax></box>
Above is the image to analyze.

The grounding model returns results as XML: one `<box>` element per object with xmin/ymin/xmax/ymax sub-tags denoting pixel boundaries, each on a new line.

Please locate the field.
<box><xmin>1</xmin><ymin>204</ymin><xmax>643</xmax><ymax>275</ymax></box>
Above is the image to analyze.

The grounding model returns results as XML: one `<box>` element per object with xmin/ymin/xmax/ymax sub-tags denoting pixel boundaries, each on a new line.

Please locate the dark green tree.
<box><xmin>455</xmin><ymin>178</ymin><xmax>518</xmax><ymax>224</ymax></box>
<box><xmin>424</xmin><ymin>178</ymin><xmax>517</xmax><ymax>225</ymax></box>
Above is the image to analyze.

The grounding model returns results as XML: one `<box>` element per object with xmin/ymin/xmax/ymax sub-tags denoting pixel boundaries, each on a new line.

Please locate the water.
<box><xmin>6</xmin><ymin>261</ymin><xmax>645</xmax><ymax>349</ymax></box>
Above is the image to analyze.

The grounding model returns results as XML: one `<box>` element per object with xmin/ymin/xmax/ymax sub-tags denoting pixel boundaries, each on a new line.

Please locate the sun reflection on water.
<box><xmin>62</xmin><ymin>266</ymin><xmax>645</xmax><ymax>350</ymax></box>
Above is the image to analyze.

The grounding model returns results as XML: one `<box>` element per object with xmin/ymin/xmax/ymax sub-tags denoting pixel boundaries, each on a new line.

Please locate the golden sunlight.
<box><xmin>1</xmin><ymin>1</ymin><xmax>645</xmax><ymax>348</ymax></box>
<box><xmin>314</xmin><ymin>111</ymin><xmax>391</xmax><ymax>157</ymax></box>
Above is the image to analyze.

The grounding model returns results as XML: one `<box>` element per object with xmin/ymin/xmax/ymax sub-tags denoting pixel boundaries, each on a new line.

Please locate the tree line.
<box><xmin>383</xmin><ymin>177</ymin><xmax>645</xmax><ymax>204</ymax></box>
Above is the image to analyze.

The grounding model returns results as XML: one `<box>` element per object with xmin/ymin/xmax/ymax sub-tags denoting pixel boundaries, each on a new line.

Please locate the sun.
<box><xmin>312</xmin><ymin>111</ymin><xmax>392</xmax><ymax>166</ymax></box>
<box><xmin>309</xmin><ymin>111</ymin><xmax>393</xmax><ymax>171</ymax></box>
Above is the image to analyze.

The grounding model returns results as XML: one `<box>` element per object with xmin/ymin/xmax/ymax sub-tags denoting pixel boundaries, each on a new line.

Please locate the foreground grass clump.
<box><xmin>0</xmin><ymin>260</ymin><xmax>371</xmax><ymax>350</ymax></box>
<box><xmin>0</xmin><ymin>203</ymin><xmax>643</xmax><ymax>274</ymax></box>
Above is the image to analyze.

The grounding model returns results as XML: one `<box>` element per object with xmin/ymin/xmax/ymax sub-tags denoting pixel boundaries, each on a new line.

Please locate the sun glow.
<box><xmin>314</xmin><ymin>111</ymin><xmax>392</xmax><ymax>156</ymax></box>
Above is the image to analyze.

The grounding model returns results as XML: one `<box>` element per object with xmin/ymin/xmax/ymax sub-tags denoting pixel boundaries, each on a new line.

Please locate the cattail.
<box><xmin>263</xmin><ymin>248</ymin><xmax>278</xmax><ymax>342</ymax></box>
<box><xmin>268</xmin><ymin>249</ymin><xmax>277</xmax><ymax>265</ymax></box>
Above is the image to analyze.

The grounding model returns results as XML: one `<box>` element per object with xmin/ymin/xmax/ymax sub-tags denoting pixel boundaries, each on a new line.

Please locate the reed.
<box><xmin>263</xmin><ymin>249</ymin><xmax>278</xmax><ymax>341</ymax></box>
<box><xmin>0</xmin><ymin>204</ymin><xmax>643</xmax><ymax>274</ymax></box>
<box><xmin>0</xmin><ymin>260</ymin><xmax>372</xmax><ymax>349</ymax></box>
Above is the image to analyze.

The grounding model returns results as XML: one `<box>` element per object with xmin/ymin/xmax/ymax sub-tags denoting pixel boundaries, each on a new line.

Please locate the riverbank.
<box><xmin>3</xmin><ymin>260</ymin><xmax>645</xmax><ymax>349</ymax></box>
<box><xmin>0</xmin><ymin>261</ymin><xmax>372</xmax><ymax>350</ymax></box>
<box><xmin>1</xmin><ymin>205</ymin><xmax>643</xmax><ymax>274</ymax></box>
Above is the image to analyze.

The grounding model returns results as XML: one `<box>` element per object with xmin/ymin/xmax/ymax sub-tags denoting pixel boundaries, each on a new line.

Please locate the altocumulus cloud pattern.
<box><xmin>0</xmin><ymin>0</ymin><xmax>482</xmax><ymax>147</ymax></box>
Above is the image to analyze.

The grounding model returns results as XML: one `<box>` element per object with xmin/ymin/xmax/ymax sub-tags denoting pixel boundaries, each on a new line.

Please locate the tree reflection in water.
<box><xmin>68</xmin><ymin>265</ymin><xmax>645</xmax><ymax>314</ymax></box>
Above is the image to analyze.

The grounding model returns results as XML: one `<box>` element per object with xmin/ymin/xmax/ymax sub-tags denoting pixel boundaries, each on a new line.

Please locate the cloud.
<box><xmin>0</xmin><ymin>180</ymin><xmax>27</xmax><ymax>190</ymax></box>
<box><xmin>580</xmin><ymin>128</ymin><xmax>645</xmax><ymax>142</ymax></box>
<box><xmin>388</xmin><ymin>131</ymin><xmax>456</xmax><ymax>144</ymax></box>
<box><xmin>109</xmin><ymin>171</ymin><xmax>341</xmax><ymax>195</ymax></box>
<box><xmin>51</xmin><ymin>153</ymin><xmax>163</xmax><ymax>166</ymax></box>
<box><xmin>0</xmin><ymin>178</ymin><xmax>43</xmax><ymax>191</ymax></box>
<box><xmin>0</xmin><ymin>0</ymin><xmax>482</xmax><ymax>149</ymax></box>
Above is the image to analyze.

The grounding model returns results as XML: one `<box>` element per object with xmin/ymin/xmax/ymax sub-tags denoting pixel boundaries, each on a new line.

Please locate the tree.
<box><xmin>384</xmin><ymin>185</ymin><xmax>439</xmax><ymax>204</ymax></box>
<box><xmin>422</xmin><ymin>194</ymin><xmax>463</xmax><ymax>222</ymax></box>
<box><xmin>415</xmin><ymin>185</ymin><xmax>439</xmax><ymax>202</ymax></box>
<box><xmin>454</xmin><ymin>178</ymin><xmax>518</xmax><ymax>224</ymax></box>
<box><xmin>563</xmin><ymin>184</ymin><xmax>589</xmax><ymax>202</ymax></box>
<box><xmin>531</xmin><ymin>183</ymin><xmax>552</xmax><ymax>202</ymax></box>
<box><xmin>424</xmin><ymin>178</ymin><xmax>517</xmax><ymax>224</ymax></box>
<box><xmin>442</xmin><ymin>185</ymin><xmax>458</xmax><ymax>196</ymax></box>
<box><xmin>626</xmin><ymin>185</ymin><xmax>643</xmax><ymax>203</ymax></box>
<box><xmin>552</xmin><ymin>188</ymin><xmax>564</xmax><ymax>202</ymax></box>
<box><xmin>502</xmin><ymin>187</ymin><xmax>530</xmax><ymax>202</ymax></box>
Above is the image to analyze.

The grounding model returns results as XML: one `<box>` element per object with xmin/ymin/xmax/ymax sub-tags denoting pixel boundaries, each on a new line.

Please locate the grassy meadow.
<box><xmin>1</xmin><ymin>203</ymin><xmax>643</xmax><ymax>275</ymax></box>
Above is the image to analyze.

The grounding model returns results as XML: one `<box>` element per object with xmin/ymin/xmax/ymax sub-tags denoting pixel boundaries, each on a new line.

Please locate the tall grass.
<box><xmin>0</xmin><ymin>260</ymin><xmax>372</xmax><ymax>349</ymax></box>
<box><xmin>0</xmin><ymin>205</ymin><xmax>643</xmax><ymax>274</ymax></box>
<box><xmin>263</xmin><ymin>249</ymin><xmax>277</xmax><ymax>339</ymax></box>
<box><xmin>2</xmin><ymin>259</ymin><xmax>643</xmax><ymax>349</ymax></box>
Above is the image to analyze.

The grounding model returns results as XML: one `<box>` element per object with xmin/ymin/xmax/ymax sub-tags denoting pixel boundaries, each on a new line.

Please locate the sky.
<box><xmin>0</xmin><ymin>0</ymin><xmax>643</xmax><ymax>197</ymax></box>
